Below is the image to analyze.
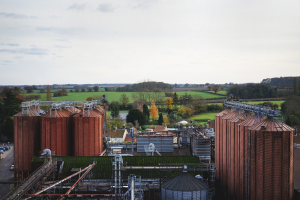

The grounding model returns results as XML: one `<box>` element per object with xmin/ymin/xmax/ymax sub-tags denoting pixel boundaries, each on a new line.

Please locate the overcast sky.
<box><xmin>0</xmin><ymin>0</ymin><xmax>299</xmax><ymax>85</ymax></box>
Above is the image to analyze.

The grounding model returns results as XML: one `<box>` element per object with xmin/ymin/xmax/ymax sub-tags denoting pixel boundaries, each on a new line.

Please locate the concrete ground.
<box><xmin>0</xmin><ymin>144</ymin><xmax>14</xmax><ymax>199</ymax></box>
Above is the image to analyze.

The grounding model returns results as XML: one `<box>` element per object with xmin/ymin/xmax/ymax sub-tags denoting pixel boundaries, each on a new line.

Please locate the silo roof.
<box><xmin>215</xmin><ymin>109</ymin><xmax>231</xmax><ymax>117</ymax></box>
<box><xmin>161</xmin><ymin>172</ymin><xmax>209</xmax><ymax>191</ymax></box>
<box><xmin>73</xmin><ymin>109</ymin><xmax>102</xmax><ymax>117</ymax></box>
<box><xmin>41</xmin><ymin>109</ymin><xmax>72</xmax><ymax>117</ymax></box>
<box><xmin>248</xmin><ymin>117</ymin><xmax>294</xmax><ymax>132</ymax></box>
<box><xmin>14</xmin><ymin>109</ymin><xmax>41</xmax><ymax>117</ymax></box>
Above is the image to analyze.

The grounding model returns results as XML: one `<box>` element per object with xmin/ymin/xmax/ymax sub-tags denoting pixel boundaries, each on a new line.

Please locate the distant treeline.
<box><xmin>262</xmin><ymin>76</ymin><xmax>300</xmax><ymax>88</ymax></box>
<box><xmin>116</xmin><ymin>82</ymin><xmax>173</xmax><ymax>92</ymax></box>
<box><xmin>227</xmin><ymin>84</ymin><xmax>292</xmax><ymax>99</ymax></box>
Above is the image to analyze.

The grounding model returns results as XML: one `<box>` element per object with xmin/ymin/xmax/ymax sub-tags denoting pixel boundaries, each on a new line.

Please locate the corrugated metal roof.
<box><xmin>229</xmin><ymin>112</ymin><xmax>251</xmax><ymax>123</ymax></box>
<box><xmin>41</xmin><ymin>109</ymin><xmax>72</xmax><ymax>117</ymax></box>
<box><xmin>215</xmin><ymin>108</ymin><xmax>232</xmax><ymax>117</ymax></box>
<box><xmin>73</xmin><ymin>109</ymin><xmax>103</xmax><ymax>117</ymax></box>
<box><xmin>14</xmin><ymin>109</ymin><xmax>40</xmax><ymax>117</ymax></box>
<box><xmin>222</xmin><ymin>110</ymin><xmax>239</xmax><ymax>119</ymax></box>
<box><xmin>248</xmin><ymin>117</ymin><xmax>294</xmax><ymax>131</ymax></box>
<box><xmin>161</xmin><ymin>172</ymin><xmax>209</xmax><ymax>191</ymax></box>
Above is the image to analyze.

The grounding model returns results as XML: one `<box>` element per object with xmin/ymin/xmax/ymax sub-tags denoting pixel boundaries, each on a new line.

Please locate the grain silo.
<box><xmin>161</xmin><ymin>172</ymin><xmax>209</xmax><ymax>200</ymax></box>
<box><xmin>215</xmin><ymin>109</ymin><xmax>231</xmax><ymax>180</ymax></box>
<box><xmin>73</xmin><ymin>108</ymin><xmax>104</xmax><ymax>156</ymax></box>
<box><xmin>40</xmin><ymin>108</ymin><xmax>72</xmax><ymax>156</ymax></box>
<box><xmin>227</xmin><ymin>112</ymin><xmax>248</xmax><ymax>197</ymax></box>
<box><xmin>236</xmin><ymin>114</ymin><xmax>265</xmax><ymax>200</ymax></box>
<box><xmin>247</xmin><ymin>118</ymin><xmax>294</xmax><ymax>200</ymax></box>
<box><xmin>14</xmin><ymin>107</ymin><xmax>42</xmax><ymax>181</ymax></box>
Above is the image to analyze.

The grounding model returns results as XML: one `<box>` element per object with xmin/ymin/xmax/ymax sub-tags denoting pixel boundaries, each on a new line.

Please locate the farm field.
<box><xmin>21</xmin><ymin>91</ymin><xmax>223</xmax><ymax>102</ymax></box>
<box><xmin>206</xmin><ymin>90</ymin><xmax>227</xmax><ymax>95</ymax></box>
<box><xmin>189</xmin><ymin>112</ymin><xmax>218</xmax><ymax>121</ymax></box>
<box><xmin>245</xmin><ymin>100</ymin><xmax>284</xmax><ymax>109</ymax></box>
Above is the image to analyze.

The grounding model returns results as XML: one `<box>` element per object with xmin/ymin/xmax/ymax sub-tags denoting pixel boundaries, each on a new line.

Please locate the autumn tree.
<box><xmin>212</xmin><ymin>85</ymin><xmax>221</xmax><ymax>94</ymax></box>
<box><xmin>165</xmin><ymin>98</ymin><xmax>173</xmax><ymax>109</ymax></box>
<box><xmin>86</xmin><ymin>97</ymin><xmax>93</xmax><ymax>101</ymax></box>
<box><xmin>46</xmin><ymin>85</ymin><xmax>52</xmax><ymax>101</ymax></box>
<box><xmin>133</xmin><ymin>99</ymin><xmax>145</xmax><ymax>112</ymax></box>
<box><xmin>207</xmin><ymin>85</ymin><xmax>212</xmax><ymax>91</ymax></box>
<box><xmin>149</xmin><ymin>100</ymin><xmax>159</xmax><ymax>120</ymax></box>
<box><xmin>163</xmin><ymin>116</ymin><xmax>170</xmax><ymax>126</ymax></box>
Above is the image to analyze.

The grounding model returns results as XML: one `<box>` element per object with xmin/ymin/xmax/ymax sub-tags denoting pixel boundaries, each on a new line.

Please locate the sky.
<box><xmin>0</xmin><ymin>0</ymin><xmax>299</xmax><ymax>85</ymax></box>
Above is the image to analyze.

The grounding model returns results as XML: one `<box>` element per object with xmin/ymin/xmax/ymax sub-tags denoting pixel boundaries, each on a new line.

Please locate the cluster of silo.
<box><xmin>215</xmin><ymin>106</ymin><xmax>294</xmax><ymax>200</ymax></box>
<box><xmin>13</xmin><ymin>102</ymin><xmax>105</xmax><ymax>181</ymax></box>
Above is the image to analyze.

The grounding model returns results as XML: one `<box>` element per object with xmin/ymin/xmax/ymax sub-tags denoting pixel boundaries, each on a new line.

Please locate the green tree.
<box><xmin>158</xmin><ymin>113</ymin><xmax>163</xmax><ymax>125</ymax></box>
<box><xmin>126</xmin><ymin>109</ymin><xmax>146</xmax><ymax>126</ymax></box>
<box><xmin>143</xmin><ymin>104</ymin><xmax>150</xmax><ymax>121</ymax></box>
<box><xmin>293</xmin><ymin>77</ymin><xmax>297</xmax><ymax>96</ymax></box>
<box><xmin>46</xmin><ymin>85</ymin><xmax>52</xmax><ymax>101</ymax></box>
<box><xmin>172</xmin><ymin>92</ymin><xmax>179</xmax><ymax>107</ymax></box>
<box><xmin>119</xmin><ymin>93</ymin><xmax>129</xmax><ymax>108</ymax></box>
<box><xmin>87</xmin><ymin>87</ymin><xmax>93</xmax><ymax>92</ymax></box>
<box><xmin>110</xmin><ymin>101</ymin><xmax>120</xmax><ymax>118</ymax></box>
<box><xmin>93</xmin><ymin>86</ymin><xmax>99</xmax><ymax>92</ymax></box>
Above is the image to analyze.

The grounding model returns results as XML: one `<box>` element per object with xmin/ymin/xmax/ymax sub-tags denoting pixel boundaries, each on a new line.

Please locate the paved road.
<box><xmin>0</xmin><ymin>144</ymin><xmax>14</xmax><ymax>199</ymax></box>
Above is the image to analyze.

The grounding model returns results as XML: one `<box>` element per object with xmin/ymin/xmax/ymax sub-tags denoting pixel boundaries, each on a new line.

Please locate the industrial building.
<box><xmin>215</xmin><ymin>99</ymin><xmax>295</xmax><ymax>200</ymax></box>
<box><xmin>4</xmin><ymin>97</ymin><xmax>296</xmax><ymax>199</ymax></box>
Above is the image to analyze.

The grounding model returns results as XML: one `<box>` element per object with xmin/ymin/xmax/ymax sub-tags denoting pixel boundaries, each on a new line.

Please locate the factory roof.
<box><xmin>161</xmin><ymin>172</ymin><xmax>209</xmax><ymax>191</ymax></box>
<box><xmin>107</xmin><ymin>129</ymin><xmax>126</xmax><ymax>138</ymax></box>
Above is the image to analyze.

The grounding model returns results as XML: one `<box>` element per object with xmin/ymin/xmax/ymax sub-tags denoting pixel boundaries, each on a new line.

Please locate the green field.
<box><xmin>21</xmin><ymin>91</ymin><xmax>223</xmax><ymax>102</ymax></box>
<box><xmin>206</xmin><ymin>90</ymin><xmax>227</xmax><ymax>95</ymax></box>
<box><xmin>245</xmin><ymin>100</ymin><xmax>284</xmax><ymax>109</ymax></box>
<box><xmin>190</xmin><ymin>112</ymin><xmax>218</xmax><ymax>121</ymax></box>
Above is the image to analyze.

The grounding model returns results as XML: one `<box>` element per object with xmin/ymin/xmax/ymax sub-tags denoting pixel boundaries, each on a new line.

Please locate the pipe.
<box><xmin>119</xmin><ymin>160</ymin><xmax>121</xmax><ymax>195</ymax></box>
<box><xmin>131</xmin><ymin>176</ymin><xmax>135</xmax><ymax>200</ymax></box>
<box><xmin>60</xmin><ymin>162</ymin><xmax>96</xmax><ymax>200</ymax></box>
<box><xmin>114</xmin><ymin>161</ymin><xmax>117</xmax><ymax>195</ymax></box>
<box><xmin>123</xmin><ymin>166</ymin><xmax>184</xmax><ymax>170</ymax></box>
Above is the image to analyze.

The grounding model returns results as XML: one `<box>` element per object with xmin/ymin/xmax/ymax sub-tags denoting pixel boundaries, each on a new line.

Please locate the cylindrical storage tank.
<box><xmin>161</xmin><ymin>172</ymin><xmax>209</xmax><ymax>200</ymax></box>
<box><xmin>227</xmin><ymin>112</ymin><xmax>248</xmax><ymax>197</ymax></box>
<box><xmin>247</xmin><ymin>118</ymin><xmax>294</xmax><ymax>200</ymax></box>
<box><xmin>40</xmin><ymin>109</ymin><xmax>72</xmax><ymax>156</ymax></box>
<box><xmin>236</xmin><ymin>115</ymin><xmax>265</xmax><ymax>200</ymax></box>
<box><xmin>220</xmin><ymin>110</ymin><xmax>238</xmax><ymax>186</ymax></box>
<box><xmin>215</xmin><ymin>109</ymin><xmax>231</xmax><ymax>180</ymax></box>
<box><xmin>14</xmin><ymin>108</ymin><xmax>41</xmax><ymax>181</ymax></box>
<box><xmin>73</xmin><ymin>109</ymin><xmax>103</xmax><ymax>156</ymax></box>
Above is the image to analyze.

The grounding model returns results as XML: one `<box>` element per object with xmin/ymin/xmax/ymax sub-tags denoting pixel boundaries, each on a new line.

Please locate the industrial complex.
<box><xmin>1</xmin><ymin>95</ymin><xmax>297</xmax><ymax>199</ymax></box>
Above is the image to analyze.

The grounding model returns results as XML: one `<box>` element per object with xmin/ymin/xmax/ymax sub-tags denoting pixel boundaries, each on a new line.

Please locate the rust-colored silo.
<box><xmin>227</xmin><ymin>112</ymin><xmax>249</xmax><ymax>197</ymax></box>
<box><xmin>236</xmin><ymin>114</ymin><xmax>265</xmax><ymax>200</ymax></box>
<box><xmin>215</xmin><ymin>109</ymin><xmax>231</xmax><ymax>180</ymax></box>
<box><xmin>220</xmin><ymin>110</ymin><xmax>238</xmax><ymax>186</ymax></box>
<box><xmin>40</xmin><ymin>109</ymin><xmax>72</xmax><ymax>156</ymax></box>
<box><xmin>73</xmin><ymin>109</ymin><xmax>104</xmax><ymax>156</ymax></box>
<box><xmin>247</xmin><ymin>118</ymin><xmax>294</xmax><ymax>200</ymax></box>
<box><xmin>14</xmin><ymin>109</ymin><xmax>41</xmax><ymax>181</ymax></box>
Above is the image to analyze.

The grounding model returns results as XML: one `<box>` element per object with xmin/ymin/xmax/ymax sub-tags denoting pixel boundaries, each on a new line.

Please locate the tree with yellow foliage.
<box><xmin>149</xmin><ymin>100</ymin><xmax>159</xmax><ymax>120</ymax></box>
<box><xmin>163</xmin><ymin>116</ymin><xmax>170</xmax><ymax>126</ymax></box>
<box><xmin>165</xmin><ymin>98</ymin><xmax>173</xmax><ymax>109</ymax></box>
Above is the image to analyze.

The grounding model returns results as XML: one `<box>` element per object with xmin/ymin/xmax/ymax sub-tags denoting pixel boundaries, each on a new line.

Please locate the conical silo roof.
<box><xmin>161</xmin><ymin>172</ymin><xmax>209</xmax><ymax>191</ymax></box>
<box><xmin>248</xmin><ymin>117</ymin><xmax>294</xmax><ymax>132</ymax></box>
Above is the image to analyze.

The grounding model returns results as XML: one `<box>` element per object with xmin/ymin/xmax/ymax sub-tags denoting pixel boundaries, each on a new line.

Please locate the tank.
<box><xmin>236</xmin><ymin>115</ymin><xmax>265</xmax><ymax>200</ymax></box>
<box><xmin>161</xmin><ymin>172</ymin><xmax>209</xmax><ymax>200</ymax></box>
<box><xmin>227</xmin><ymin>112</ymin><xmax>248</xmax><ymax>197</ymax></box>
<box><xmin>220</xmin><ymin>110</ymin><xmax>238</xmax><ymax>186</ymax></box>
<box><xmin>73</xmin><ymin>109</ymin><xmax>104</xmax><ymax>156</ymax></box>
<box><xmin>247</xmin><ymin>118</ymin><xmax>294</xmax><ymax>200</ymax></box>
<box><xmin>215</xmin><ymin>109</ymin><xmax>231</xmax><ymax>179</ymax></box>
<box><xmin>14</xmin><ymin>108</ymin><xmax>41</xmax><ymax>181</ymax></box>
<box><xmin>40</xmin><ymin>109</ymin><xmax>72</xmax><ymax>156</ymax></box>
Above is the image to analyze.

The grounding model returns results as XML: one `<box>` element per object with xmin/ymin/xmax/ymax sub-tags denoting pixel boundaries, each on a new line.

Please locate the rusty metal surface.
<box><xmin>215</xmin><ymin>109</ymin><xmax>231</xmax><ymax>179</ymax></box>
<box><xmin>247</xmin><ymin>118</ymin><xmax>294</xmax><ymax>200</ymax></box>
<box><xmin>73</xmin><ymin>109</ymin><xmax>104</xmax><ymax>156</ymax></box>
<box><xmin>40</xmin><ymin>109</ymin><xmax>72</xmax><ymax>156</ymax></box>
<box><xmin>294</xmin><ymin>147</ymin><xmax>300</xmax><ymax>194</ymax></box>
<box><xmin>14</xmin><ymin>111</ymin><xmax>40</xmax><ymax>173</ymax></box>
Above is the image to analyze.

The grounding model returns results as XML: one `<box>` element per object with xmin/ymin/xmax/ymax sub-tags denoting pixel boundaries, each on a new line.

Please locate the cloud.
<box><xmin>36</xmin><ymin>27</ymin><xmax>81</xmax><ymax>34</ymax></box>
<box><xmin>54</xmin><ymin>45</ymin><xmax>69</xmax><ymax>48</ymax></box>
<box><xmin>67</xmin><ymin>4</ymin><xmax>86</xmax><ymax>11</ymax></box>
<box><xmin>0</xmin><ymin>12</ymin><xmax>37</xmax><ymax>19</ymax></box>
<box><xmin>0</xmin><ymin>43</ymin><xmax>19</xmax><ymax>46</ymax></box>
<box><xmin>97</xmin><ymin>4</ymin><xmax>114</xmax><ymax>12</ymax></box>
<box><xmin>0</xmin><ymin>47</ymin><xmax>48</xmax><ymax>55</ymax></box>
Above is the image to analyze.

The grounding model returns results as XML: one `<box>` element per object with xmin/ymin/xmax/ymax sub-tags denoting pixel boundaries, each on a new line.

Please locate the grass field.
<box><xmin>246</xmin><ymin>100</ymin><xmax>284</xmax><ymax>109</ymax></box>
<box><xmin>206</xmin><ymin>90</ymin><xmax>227</xmax><ymax>95</ymax></box>
<box><xmin>189</xmin><ymin>112</ymin><xmax>218</xmax><ymax>121</ymax></box>
<box><xmin>21</xmin><ymin>90</ymin><xmax>223</xmax><ymax>102</ymax></box>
